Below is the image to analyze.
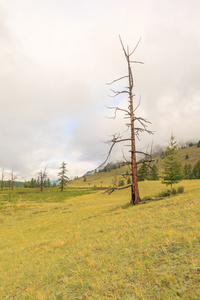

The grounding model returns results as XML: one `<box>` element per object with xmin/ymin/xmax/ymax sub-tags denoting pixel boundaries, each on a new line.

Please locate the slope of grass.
<box><xmin>69</xmin><ymin>165</ymin><xmax>130</xmax><ymax>188</ymax></box>
<box><xmin>178</xmin><ymin>145</ymin><xmax>200</xmax><ymax>166</ymax></box>
<box><xmin>0</xmin><ymin>181</ymin><xmax>200</xmax><ymax>299</ymax></box>
<box><xmin>154</xmin><ymin>145</ymin><xmax>200</xmax><ymax>172</ymax></box>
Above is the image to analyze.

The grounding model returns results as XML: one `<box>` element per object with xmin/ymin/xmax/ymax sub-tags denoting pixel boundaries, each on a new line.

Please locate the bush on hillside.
<box><xmin>157</xmin><ymin>186</ymin><xmax>184</xmax><ymax>199</ymax></box>
<box><xmin>127</xmin><ymin>177</ymin><xmax>131</xmax><ymax>184</ymax></box>
<box><xmin>172</xmin><ymin>188</ymin><xmax>177</xmax><ymax>195</ymax></box>
<box><xmin>118</xmin><ymin>179</ymin><xmax>125</xmax><ymax>187</ymax></box>
<box><xmin>177</xmin><ymin>186</ymin><xmax>184</xmax><ymax>193</ymax></box>
<box><xmin>157</xmin><ymin>190</ymin><xmax>171</xmax><ymax>198</ymax></box>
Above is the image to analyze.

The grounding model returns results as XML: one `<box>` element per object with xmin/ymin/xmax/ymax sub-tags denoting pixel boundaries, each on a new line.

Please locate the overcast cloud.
<box><xmin>0</xmin><ymin>0</ymin><xmax>200</xmax><ymax>180</ymax></box>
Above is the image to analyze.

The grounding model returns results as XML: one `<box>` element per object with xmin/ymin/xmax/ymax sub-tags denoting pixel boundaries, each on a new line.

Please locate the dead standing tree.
<box><xmin>102</xmin><ymin>37</ymin><xmax>153</xmax><ymax>204</ymax></box>
<box><xmin>1</xmin><ymin>170</ymin><xmax>5</xmax><ymax>190</ymax></box>
<box><xmin>11</xmin><ymin>169</ymin><xmax>17</xmax><ymax>190</ymax></box>
<box><xmin>38</xmin><ymin>167</ymin><xmax>47</xmax><ymax>192</ymax></box>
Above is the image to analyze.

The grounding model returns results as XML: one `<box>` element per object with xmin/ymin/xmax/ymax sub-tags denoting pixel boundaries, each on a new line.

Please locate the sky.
<box><xmin>0</xmin><ymin>0</ymin><xmax>200</xmax><ymax>181</ymax></box>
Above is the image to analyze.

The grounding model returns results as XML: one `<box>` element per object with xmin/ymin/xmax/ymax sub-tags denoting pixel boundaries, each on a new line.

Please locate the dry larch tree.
<box><xmin>102</xmin><ymin>37</ymin><xmax>153</xmax><ymax>204</ymax></box>
<box><xmin>39</xmin><ymin>166</ymin><xmax>47</xmax><ymax>192</ymax></box>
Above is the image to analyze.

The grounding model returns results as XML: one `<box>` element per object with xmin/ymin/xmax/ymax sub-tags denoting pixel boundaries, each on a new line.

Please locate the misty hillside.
<box><xmin>155</xmin><ymin>144</ymin><xmax>200</xmax><ymax>171</ymax></box>
<box><xmin>68</xmin><ymin>145</ymin><xmax>200</xmax><ymax>187</ymax></box>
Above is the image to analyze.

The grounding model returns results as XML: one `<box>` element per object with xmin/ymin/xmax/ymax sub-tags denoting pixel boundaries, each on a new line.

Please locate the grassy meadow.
<box><xmin>0</xmin><ymin>181</ymin><xmax>200</xmax><ymax>299</ymax></box>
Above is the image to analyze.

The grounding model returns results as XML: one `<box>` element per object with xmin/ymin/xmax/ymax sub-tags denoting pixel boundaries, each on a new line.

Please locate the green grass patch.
<box><xmin>0</xmin><ymin>187</ymin><xmax>97</xmax><ymax>204</ymax></box>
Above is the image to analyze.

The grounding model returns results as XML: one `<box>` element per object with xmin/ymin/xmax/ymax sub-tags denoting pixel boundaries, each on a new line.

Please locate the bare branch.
<box><xmin>137</xmin><ymin>159</ymin><xmax>151</xmax><ymax>166</ymax></box>
<box><xmin>122</xmin><ymin>149</ymin><xmax>131</xmax><ymax>164</ymax></box>
<box><xmin>103</xmin><ymin>184</ymin><xmax>132</xmax><ymax>195</ymax></box>
<box><xmin>109</xmin><ymin>89</ymin><xmax>129</xmax><ymax>97</ymax></box>
<box><xmin>119</xmin><ymin>35</ymin><xmax>128</xmax><ymax>58</ymax></box>
<box><xmin>136</xmin><ymin>151</ymin><xmax>151</xmax><ymax>155</ymax></box>
<box><xmin>129</xmin><ymin>37</ymin><xmax>142</xmax><ymax>56</ymax></box>
<box><xmin>105</xmin><ymin>106</ymin><xmax>130</xmax><ymax>117</ymax></box>
<box><xmin>106</xmin><ymin>75</ymin><xmax>129</xmax><ymax>85</ymax></box>
<box><xmin>134</xmin><ymin>116</ymin><xmax>151</xmax><ymax>125</ymax></box>
<box><xmin>133</xmin><ymin>96</ymin><xmax>141</xmax><ymax>112</ymax></box>
<box><xmin>99</xmin><ymin>135</ymin><xmax>132</xmax><ymax>169</ymax></box>
<box><xmin>130</xmin><ymin>61</ymin><xmax>144</xmax><ymax>64</ymax></box>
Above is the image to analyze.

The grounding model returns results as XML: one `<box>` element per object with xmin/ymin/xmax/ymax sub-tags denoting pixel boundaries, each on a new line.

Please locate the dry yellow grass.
<box><xmin>0</xmin><ymin>181</ymin><xmax>200</xmax><ymax>299</ymax></box>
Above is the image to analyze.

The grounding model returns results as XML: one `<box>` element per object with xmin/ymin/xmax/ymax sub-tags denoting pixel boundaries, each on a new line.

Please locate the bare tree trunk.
<box><xmin>11</xmin><ymin>171</ymin><xmax>14</xmax><ymax>190</ymax></box>
<box><xmin>1</xmin><ymin>171</ymin><xmax>5</xmax><ymax>190</ymax></box>
<box><xmin>39</xmin><ymin>167</ymin><xmax>47</xmax><ymax>192</ymax></box>
<box><xmin>40</xmin><ymin>174</ymin><xmax>43</xmax><ymax>192</ymax></box>
<box><xmin>128</xmin><ymin>59</ymin><xmax>140</xmax><ymax>204</ymax></box>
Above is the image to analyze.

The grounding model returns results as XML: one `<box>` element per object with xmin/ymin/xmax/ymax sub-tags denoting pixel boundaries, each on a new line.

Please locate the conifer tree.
<box><xmin>162</xmin><ymin>134</ymin><xmax>183</xmax><ymax>193</ymax></box>
<box><xmin>57</xmin><ymin>161</ymin><xmax>69</xmax><ymax>191</ymax></box>
<box><xmin>193</xmin><ymin>160</ymin><xmax>200</xmax><ymax>179</ymax></box>
<box><xmin>47</xmin><ymin>178</ymin><xmax>52</xmax><ymax>187</ymax></box>
<box><xmin>183</xmin><ymin>163</ymin><xmax>193</xmax><ymax>180</ymax></box>
<box><xmin>148</xmin><ymin>164</ymin><xmax>159</xmax><ymax>180</ymax></box>
<box><xmin>137</xmin><ymin>164</ymin><xmax>149</xmax><ymax>181</ymax></box>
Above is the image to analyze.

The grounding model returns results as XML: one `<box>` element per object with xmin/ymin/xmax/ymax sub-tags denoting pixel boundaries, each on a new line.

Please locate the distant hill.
<box><xmin>69</xmin><ymin>145</ymin><xmax>200</xmax><ymax>188</ymax></box>
<box><xmin>154</xmin><ymin>145</ymin><xmax>200</xmax><ymax>171</ymax></box>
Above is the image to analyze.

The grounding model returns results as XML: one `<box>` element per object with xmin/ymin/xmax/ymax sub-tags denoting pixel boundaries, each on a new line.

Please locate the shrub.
<box><xmin>172</xmin><ymin>188</ymin><xmax>177</xmax><ymax>195</ymax></box>
<box><xmin>127</xmin><ymin>177</ymin><xmax>131</xmax><ymax>184</ymax></box>
<box><xmin>118</xmin><ymin>179</ymin><xmax>125</xmax><ymax>187</ymax></box>
<box><xmin>157</xmin><ymin>190</ymin><xmax>171</xmax><ymax>198</ymax></box>
<box><xmin>177</xmin><ymin>186</ymin><xmax>184</xmax><ymax>193</ymax></box>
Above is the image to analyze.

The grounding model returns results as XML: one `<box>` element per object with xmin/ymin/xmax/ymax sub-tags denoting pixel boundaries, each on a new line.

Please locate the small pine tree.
<box><xmin>30</xmin><ymin>178</ymin><xmax>36</xmax><ymax>188</ymax></box>
<box><xmin>193</xmin><ymin>160</ymin><xmax>200</xmax><ymax>179</ymax></box>
<box><xmin>183</xmin><ymin>163</ymin><xmax>193</xmax><ymax>180</ymax></box>
<box><xmin>47</xmin><ymin>178</ymin><xmax>52</xmax><ymax>187</ymax></box>
<box><xmin>118</xmin><ymin>179</ymin><xmax>125</xmax><ymax>187</ymax></box>
<box><xmin>162</xmin><ymin>134</ymin><xmax>183</xmax><ymax>193</ymax></box>
<box><xmin>148</xmin><ymin>164</ymin><xmax>159</xmax><ymax>180</ymax></box>
<box><xmin>127</xmin><ymin>176</ymin><xmax>131</xmax><ymax>184</ymax></box>
<box><xmin>138</xmin><ymin>164</ymin><xmax>149</xmax><ymax>181</ymax></box>
<box><xmin>57</xmin><ymin>161</ymin><xmax>69</xmax><ymax>191</ymax></box>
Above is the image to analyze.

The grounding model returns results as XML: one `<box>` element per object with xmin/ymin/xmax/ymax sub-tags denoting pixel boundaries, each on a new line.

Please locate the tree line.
<box><xmin>137</xmin><ymin>156</ymin><xmax>200</xmax><ymax>181</ymax></box>
<box><xmin>24</xmin><ymin>177</ymin><xmax>56</xmax><ymax>188</ymax></box>
<box><xmin>0</xmin><ymin>161</ymin><xmax>69</xmax><ymax>192</ymax></box>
